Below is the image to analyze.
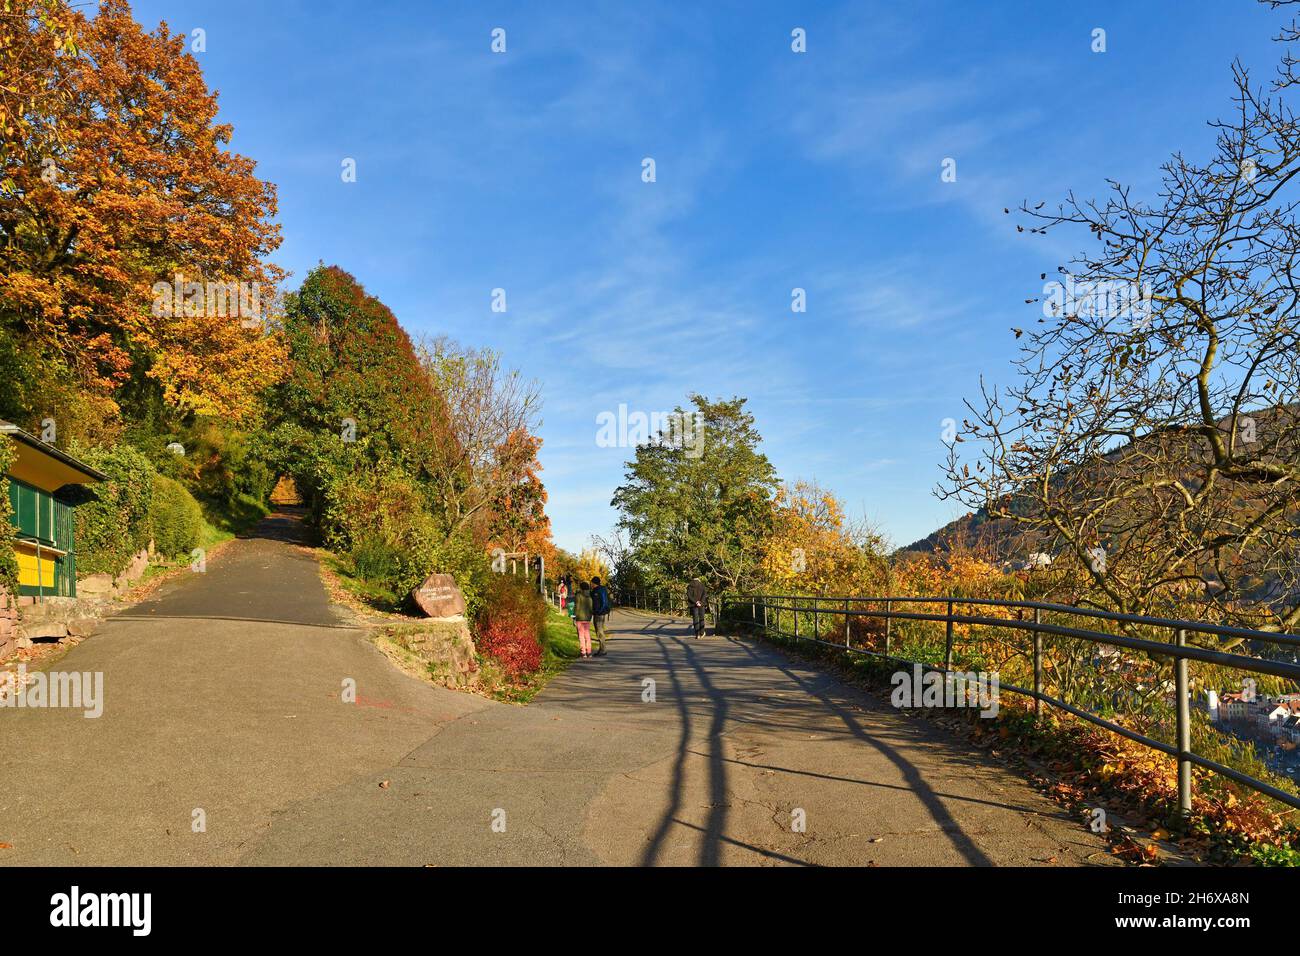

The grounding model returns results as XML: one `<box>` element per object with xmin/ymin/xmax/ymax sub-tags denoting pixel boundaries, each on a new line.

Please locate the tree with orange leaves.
<box><xmin>758</xmin><ymin>479</ymin><xmax>886</xmax><ymax>595</ymax></box>
<box><xmin>0</xmin><ymin>1</ymin><xmax>79</xmax><ymax>171</ymax></box>
<box><xmin>417</xmin><ymin>337</ymin><xmax>545</xmax><ymax>544</ymax></box>
<box><xmin>0</xmin><ymin>0</ymin><xmax>284</xmax><ymax>434</ymax></box>
<box><xmin>485</xmin><ymin>429</ymin><xmax>554</xmax><ymax>560</ymax></box>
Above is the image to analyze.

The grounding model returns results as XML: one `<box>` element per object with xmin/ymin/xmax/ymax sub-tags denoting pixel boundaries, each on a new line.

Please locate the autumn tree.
<box><xmin>0</xmin><ymin>1</ymin><xmax>80</xmax><ymax>171</ymax></box>
<box><xmin>590</xmin><ymin>527</ymin><xmax>641</xmax><ymax>589</ymax></box>
<box><xmin>574</xmin><ymin>548</ymin><xmax>610</xmax><ymax>584</ymax></box>
<box><xmin>418</xmin><ymin>336</ymin><xmax>544</xmax><ymax>542</ymax></box>
<box><xmin>0</xmin><ymin>0</ymin><xmax>284</xmax><ymax>436</ymax></box>
<box><xmin>484</xmin><ymin>428</ymin><xmax>553</xmax><ymax>558</ymax></box>
<box><xmin>941</xmin><ymin>18</ymin><xmax>1300</xmax><ymax>638</ymax></box>
<box><xmin>759</xmin><ymin>480</ymin><xmax>887</xmax><ymax>595</ymax></box>
<box><xmin>548</xmin><ymin>547</ymin><xmax>609</xmax><ymax>585</ymax></box>
<box><xmin>272</xmin><ymin>265</ymin><xmax>452</xmax><ymax>511</ymax></box>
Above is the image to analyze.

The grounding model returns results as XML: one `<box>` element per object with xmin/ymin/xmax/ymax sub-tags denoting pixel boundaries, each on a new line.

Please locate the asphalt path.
<box><xmin>0</xmin><ymin>513</ymin><xmax>1114</xmax><ymax>866</ymax></box>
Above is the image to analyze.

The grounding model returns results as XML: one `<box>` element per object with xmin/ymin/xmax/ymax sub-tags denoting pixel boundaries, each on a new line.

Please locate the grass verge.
<box><xmin>320</xmin><ymin>550</ymin><xmax>405</xmax><ymax>615</ymax></box>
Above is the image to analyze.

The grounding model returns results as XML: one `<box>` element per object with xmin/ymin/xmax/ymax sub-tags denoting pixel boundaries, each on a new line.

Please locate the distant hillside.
<box><xmin>899</xmin><ymin>404</ymin><xmax>1299</xmax><ymax>570</ymax></box>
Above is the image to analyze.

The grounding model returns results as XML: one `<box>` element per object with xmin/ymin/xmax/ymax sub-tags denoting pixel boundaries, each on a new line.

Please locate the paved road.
<box><xmin>0</xmin><ymin>515</ymin><xmax>1113</xmax><ymax>866</ymax></box>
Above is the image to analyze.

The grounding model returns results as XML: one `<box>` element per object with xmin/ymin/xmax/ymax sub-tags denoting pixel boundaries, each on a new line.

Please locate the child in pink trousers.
<box><xmin>574</xmin><ymin>582</ymin><xmax>595</xmax><ymax>658</ymax></box>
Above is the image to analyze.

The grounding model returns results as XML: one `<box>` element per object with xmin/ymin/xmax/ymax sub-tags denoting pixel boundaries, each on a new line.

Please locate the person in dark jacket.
<box><xmin>590</xmin><ymin>576</ymin><xmax>611</xmax><ymax>656</ymax></box>
<box><xmin>686</xmin><ymin>578</ymin><xmax>707</xmax><ymax>638</ymax></box>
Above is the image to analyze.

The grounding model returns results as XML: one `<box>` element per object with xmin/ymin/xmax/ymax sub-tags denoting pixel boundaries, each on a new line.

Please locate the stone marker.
<box><xmin>411</xmin><ymin>572</ymin><xmax>467</xmax><ymax>618</ymax></box>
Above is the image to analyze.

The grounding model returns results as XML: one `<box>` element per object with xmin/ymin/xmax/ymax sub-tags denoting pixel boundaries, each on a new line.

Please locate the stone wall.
<box><xmin>383</xmin><ymin>619</ymin><xmax>478</xmax><ymax>689</ymax></box>
<box><xmin>0</xmin><ymin>588</ymin><xmax>17</xmax><ymax>660</ymax></box>
<box><xmin>77</xmin><ymin>546</ymin><xmax>151</xmax><ymax>599</ymax></box>
<box><xmin>0</xmin><ymin>545</ymin><xmax>151</xmax><ymax>662</ymax></box>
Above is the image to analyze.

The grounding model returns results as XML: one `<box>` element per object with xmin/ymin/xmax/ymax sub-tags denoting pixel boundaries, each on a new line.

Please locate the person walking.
<box><xmin>574</xmin><ymin>581</ymin><xmax>595</xmax><ymax>658</ymax></box>
<box><xmin>686</xmin><ymin>577</ymin><xmax>708</xmax><ymax>638</ymax></box>
<box><xmin>557</xmin><ymin>578</ymin><xmax>568</xmax><ymax>611</ymax></box>
<box><xmin>590</xmin><ymin>576</ymin><xmax>611</xmax><ymax>656</ymax></box>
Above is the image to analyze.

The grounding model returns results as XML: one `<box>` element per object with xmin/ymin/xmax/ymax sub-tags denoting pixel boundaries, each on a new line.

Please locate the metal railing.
<box><xmin>723</xmin><ymin>593</ymin><xmax>1300</xmax><ymax>816</ymax></box>
<box><xmin>612</xmin><ymin>588</ymin><xmax>720</xmax><ymax>626</ymax></box>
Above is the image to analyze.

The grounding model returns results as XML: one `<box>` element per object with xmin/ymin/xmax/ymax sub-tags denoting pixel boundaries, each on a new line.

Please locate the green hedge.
<box><xmin>0</xmin><ymin>436</ymin><xmax>18</xmax><ymax>596</ymax></box>
<box><xmin>74</xmin><ymin>444</ymin><xmax>154</xmax><ymax>576</ymax></box>
<box><xmin>322</xmin><ymin>463</ymin><xmax>490</xmax><ymax>612</ymax></box>
<box><xmin>323</xmin><ymin>463</ymin><xmax>439</xmax><ymax>597</ymax></box>
<box><xmin>149</xmin><ymin>474</ymin><xmax>203</xmax><ymax>559</ymax></box>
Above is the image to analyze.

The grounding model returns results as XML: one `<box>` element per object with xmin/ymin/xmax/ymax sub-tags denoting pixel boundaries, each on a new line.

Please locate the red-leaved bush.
<box><xmin>475</xmin><ymin>575</ymin><xmax>546</xmax><ymax>678</ymax></box>
<box><xmin>476</xmin><ymin>617</ymin><xmax>543</xmax><ymax>677</ymax></box>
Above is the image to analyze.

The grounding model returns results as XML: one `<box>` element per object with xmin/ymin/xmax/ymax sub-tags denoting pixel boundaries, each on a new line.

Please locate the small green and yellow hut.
<box><xmin>1</xmin><ymin>422</ymin><xmax>105</xmax><ymax>599</ymax></box>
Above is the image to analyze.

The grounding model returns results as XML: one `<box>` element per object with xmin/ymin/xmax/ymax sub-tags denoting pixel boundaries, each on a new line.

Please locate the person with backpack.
<box><xmin>574</xmin><ymin>581</ymin><xmax>595</xmax><ymax>659</ymax></box>
<box><xmin>590</xmin><ymin>576</ymin><xmax>611</xmax><ymax>656</ymax></box>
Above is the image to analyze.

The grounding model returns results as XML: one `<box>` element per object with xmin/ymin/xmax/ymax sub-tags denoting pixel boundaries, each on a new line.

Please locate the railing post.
<box><xmin>793</xmin><ymin>597</ymin><xmax>799</xmax><ymax>639</ymax></box>
<box><xmin>884</xmin><ymin>599</ymin><xmax>891</xmax><ymax>656</ymax></box>
<box><xmin>844</xmin><ymin>597</ymin><xmax>851</xmax><ymax>648</ymax></box>
<box><xmin>763</xmin><ymin>597</ymin><xmax>768</xmax><ymax>631</ymax></box>
<box><xmin>1032</xmin><ymin>607</ymin><xmax>1042</xmax><ymax>719</ymax></box>
<box><xmin>1175</xmin><ymin>627</ymin><xmax>1193</xmax><ymax>817</ymax></box>
<box><xmin>944</xmin><ymin>599</ymin><xmax>954</xmax><ymax>672</ymax></box>
<box><xmin>813</xmin><ymin>597</ymin><xmax>819</xmax><ymax>640</ymax></box>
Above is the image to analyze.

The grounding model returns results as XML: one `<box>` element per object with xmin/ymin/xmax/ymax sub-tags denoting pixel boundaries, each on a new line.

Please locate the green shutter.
<box><xmin>13</xmin><ymin>481</ymin><xmax>37</xmax><ymax>539</ymax></box>
<box><xmin>9</xmin><ymin>481</ymin><xmax>56</xmax><ymax>545</ymax></box>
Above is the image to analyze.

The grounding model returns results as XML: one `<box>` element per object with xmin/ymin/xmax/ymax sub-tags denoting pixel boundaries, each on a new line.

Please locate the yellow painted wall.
<box><xmin>15</xmin><ymin>544</ymin><xmax>56</xmax><ymax>589</ymax></box>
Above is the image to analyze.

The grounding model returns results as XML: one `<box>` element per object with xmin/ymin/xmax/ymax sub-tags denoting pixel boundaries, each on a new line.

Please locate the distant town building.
<box><xmin>1217</xmin><ymin>691</ymin><xmax>1249</xmax><ymax>722</ymax></box>
<box><xmin>1012</xmin><ymin>552</ymin><xmax>1052</xmax><ymax>571</ymax></box>
<box><xmin>1210</xmin><ymin>690</ymin><xmax>1300</xmax><ymax>746</ymax></box>
<box><xmin>1283</xmin><ymin>715</ymin><xmax>1300</xmax><ymax>745</ymax></box>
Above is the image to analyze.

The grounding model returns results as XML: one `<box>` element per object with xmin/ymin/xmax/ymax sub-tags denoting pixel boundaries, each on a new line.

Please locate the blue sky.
<box><xmin>128</xmin><ymin>0</ymin><xmax>1286</xmax><ymax>553</ymax></box>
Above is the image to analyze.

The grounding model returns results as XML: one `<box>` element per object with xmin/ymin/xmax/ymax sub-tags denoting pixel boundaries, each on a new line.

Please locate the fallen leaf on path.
<box><xmin>379</xmin><ymin>780</ymin><xmax>390</xmax><ymax>789</ymax></box>
<box><xmin>0</xmin><ymin>843</ymin><xmax>12</xmax><ymax>850</ymax></box>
